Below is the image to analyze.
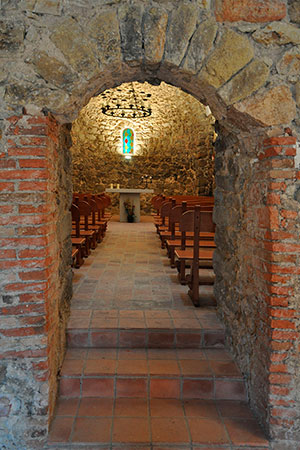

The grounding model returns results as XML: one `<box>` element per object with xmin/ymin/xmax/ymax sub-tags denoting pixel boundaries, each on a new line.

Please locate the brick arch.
<box><xmin>0</xmin><ymin>1</ymin><xmax>299</xmax><ymax>448</ymax></box>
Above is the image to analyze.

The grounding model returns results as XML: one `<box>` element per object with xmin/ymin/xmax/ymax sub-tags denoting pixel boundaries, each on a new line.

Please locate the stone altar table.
<box><xmin>105</xmin><ymin>188</ymin><xmax>154</xmax><ymax>222</ymax></box>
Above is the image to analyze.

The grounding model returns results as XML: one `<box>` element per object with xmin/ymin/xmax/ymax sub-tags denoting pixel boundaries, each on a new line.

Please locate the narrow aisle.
<box><xmin>48</xmin><ymin>219</ymin><xmax>270</xmax><ymax>449</ymax></box>
<box><xmin>71</xmin><ymin>220</ymin><xmax>213</xmax><ymax>311</ymax></box>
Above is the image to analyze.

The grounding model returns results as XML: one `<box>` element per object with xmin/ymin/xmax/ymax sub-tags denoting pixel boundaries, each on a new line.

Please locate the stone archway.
<box><xmin>0</xmin><ymin>2</ymin><xmax>299</xmax><ymax>448</ymax></box>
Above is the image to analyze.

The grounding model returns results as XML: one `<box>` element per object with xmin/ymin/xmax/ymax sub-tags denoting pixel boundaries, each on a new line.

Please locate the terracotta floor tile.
<box><xmin>119</xmin><ymin>330</ymin><xmax>147</xmax><ymax>347</ymax></box>
<box><xmin>65</xmin><ymin>348</ymin><xmax>87</xmax><ymax>360</ymax></box>
<box><xmin>170</xmin><ymin>310</ymin><xmax>197</xmax><ymax>319</ymax></box>
<box><xmin>144</xmin><ymin>310</ymin><xmax>171</xmax><ymax>319</ymax></box>
<box><xmin>215</xmin><ymin>380</ymin><xmax>247</xmax><ymax>401</ymax></box>
<box><xmin>119</xmin><ymin>310</ymin><xmax>145</xmax><ymax>318</ymax></box>
<box><xmin>117</xmin><ymin>359</ymin><xmax>148</xmax><ymax>375</ymax></box>
<box><xmin>150</xmin><ymin>379</ymin><xmax>180</xmax><ymax>399</ymax></box>
<box><xmin>148</xmin><ymin>349</ymin><xmax>177</xmax><ymax>360</ymax></box>
<box><xmin>48</xmin><ymin>416</ymin><xmax>74</xmax><ymax>443</ymax></box>
<box><xmin>119</xmin><ymin>318</ymin><xmax>146</xmax><ymax>328</ymax></box>
<box><xmin>112</xmin><ymin>417</ymin><xmax>150</xmax><ymax>443</ymax></box>
<box><xmin>90</xmin><ymin>330</ymin><xmax>117</xmax><ymax>347</ymax></box>
<box><xmin>183</xmin><ymin>399</ymin><xmax>219</xmax><ymax>418</ymax></box>
<box><xmin>173</xmin><ymin>319</ymin><xmax>200</xmax><ymax>329</ymax></box>
<box><xmin>179</xmin><ymin>360</ymin><xmax>212</xmax><ymax>377</ymax></box>
<box><xmin>55</xmin><ymin>398</ymin><xmax>79</xmax><ymax>416</ymax></box>
<box><xmin>148</xmin><ymin>360</ymin><xmax>180</xmax><ymax>375</ymax></box>
<box><xmin>114</xmin><ymin>398</ymin><xmax>148</xmax><ymax>416</ymax></box>
<box><xmin>77</xmin><ymin>397</ymin><xmax>114</xmax><ymax>417</ymax></box>
<box><xmin>148</xmin><ymin>331</ymin><xmax>175</xmax><ymax>348</ymax></box>
<box><xmin>59</xmin><ymin>378</ymin><xmax>81</xmax><ymax>397</ymax></box>
<box><xmin>224</xmin><ymin>418</ymin><xmax>269</xmax><ymax>447</ymax></box>
<box><xmin>84</xmin><ymin>359</ymin><xmax>117</xmax><ymax>375</ymax></box>
<box><xmin>146</xmin><ymin>318</ymin><xmax>174</xmax><ymax>329</ymax></box>
<box><xmin>87</xmin><ymin>348</ymin><xmax>117</xmax><ymax>360</ymax></box>
<box><xmin>210</xmin><ymin>361</ymin><xmax>242</xmax><ymax>378</ymax></box>
<box><xmin>90</xmin><ymin>318</ymin><xmax>118</xmax><ymax>328</ymax></box>
<box><xmin>72</xmin><ymin>417</ymin><xmax>112</xmax><ymax>442</ymax></box>
<box><xmin>176</xmin><ymin>349</ymin><xmax>205</xmax><ymax>360</ymax></box>
<box><xmin>118</xmin><ymin>349</ymin><xmax>147</xmax><ymax>360</ymax></box>
<box><xmin>182</xmin><ymin>380</ymin><xmax>214</xmax><ymax>399</ymax></box>
<box><xmin>151</xmin><ymin>417</ymin><xmax>190</xmax><ymax>443</ymax></box>
<box><xmin>116</xmin><ymin>378</ymin><xmax>147</xmax><ymax>398</ymax></box>
<box><xmin>68</xmin><ymin>317</ymin><xmax>91</xmax><ymax>329</ymax></box>
<box><xmin>204</xmin><ymin>349</ymin><xmax>232</xmax><ymax>360</ymax></box>
<box><xmin>150</xmin><ymin>399</ymin><xmax>184</xmax><ymax>417</ymax></box>
<box><xmin>60</xmin><ymin>360</ymin><xmax>85</xmax><ymax>376</ymax></box>
<box><xmin>176</xmin><ymin>332</ymin><xmax>202</xmax><ymax>348</ymax></box>
<box><xmin>67</xmin><ymin>330</ymin><xmax>89</xmax><ymax>347</ymax></box>
<box><xmin>82</xmin><ymin>378</ymin><xmax>114</xmax><ymax>398</ymax></box>
<box><xmin>70</xmin><ymin>309</ymin><xmax>91</xmax><ymax>318</ymax></box>
<box><xmin>188</xmin><ymin>417</ymin><xmax>229</xmax><ymax>444</ymax></box>
<box><xmin>217</xmin><ymin>400</ymin><xmax>255</xmax><ymax>419</ymax></box>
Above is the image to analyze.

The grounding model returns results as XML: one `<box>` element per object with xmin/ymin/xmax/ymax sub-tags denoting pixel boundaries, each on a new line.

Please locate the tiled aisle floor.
<box><xmin>48</xmin><ymin>219</ymin><xmax>270</xmax><ymax>449</ymax></box>
<box><xmin>71</xmin><ymin>219</ymin><xmax>214</xmax><ymax>311</ymax></box>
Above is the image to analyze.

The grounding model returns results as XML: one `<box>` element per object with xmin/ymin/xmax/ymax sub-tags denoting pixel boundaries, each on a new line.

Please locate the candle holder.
<box><xmin>140</xmin><ymin>175</ymin><xmax>153</xmax><ymax>189</ymax></box>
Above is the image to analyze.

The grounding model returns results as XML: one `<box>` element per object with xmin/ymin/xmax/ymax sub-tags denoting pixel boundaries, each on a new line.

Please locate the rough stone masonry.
<box><xmin>0</xmin><ymin>0</ymin><xmax>299</xmax><ymax>448</ymax></box>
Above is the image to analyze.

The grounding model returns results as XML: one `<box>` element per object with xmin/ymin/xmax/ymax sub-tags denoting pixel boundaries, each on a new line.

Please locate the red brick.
<box><xmin>19</xmin><ymin>181</ymin><xmax>48</xmax><ymax>191</ymax></box>
<box><xmin>281</xmin><ymin>210</ymin><xmax>297</xmax><ymax>219</ymax></box>
<box><xmin>270</xmin><ymin>386</ymin><xmax>290</xmax><ymax>396</ymax></box>
<box><xmin>0</xmin><ymin>182</ymin><xmax>15</xmax><ymax>192</ymax></box>
<box><xmin>270</xmin><ymin>309</ymin><xmax>296</xmax><ymax>318</ymax></box>
<box><xmin>18</xmin><ymin>248</ymin><xmax>48</xmax><ymax>259</ymax></box>
<box><xmin>271</xmin><ymin>319</ymin><xmax>295</xmax><ymax>330</ymax></box>
<box><xmin>19</xmin><ymin>137</ymin><xmax>47</xmax><ymax>147</ymax></box>
<box><xmin>19</xmin><ymin>292</ymin><xmax>45</xmax><ymax>303</ymax></box>
<box><xmin>271</xmin><ymin>341</ymin><xmax>293</xmax><ymax>351</ymax></box>
<box><xmin>267</xmin><ymin>286</ymin><xmax>293</xmax><ymax>295</ymax></box>
<box><xmin>265</xmin><ymin>295</ymin><xmax>291</xmax><ymax>308</ymax></box>
<box><xmin>215</xmin><ymin>0</ymin><xmax>286</xmax><ymax>23</ymax></box>
<box><xmin>268</xmin><ymin>182</ymin><xmax>287</xmax><ymax>191</ymax></box>
<box><xmin>32</xmin><ymin>360</ymin><xmax>48</xmax><ymax>371</ymax></box>
<box><xmin>264</xmin><ymin>137</ymin><xmax>297</xmax><ymax>146</ymax></box>
<box><xmin>264</xmin><ymin>231</ymin><xmax>295</xmax><ymax>241</ymax></box>
<box><xmin>271</xmin><ymin>407</ymin><xmax>297</xmax><ymax>418</ymax></box>
<box><xmin>0</xmin><ymin>236</ymin><xmax>49</xmax><ymax>248</ymax></box>
<box><xmin>285</xmin><ymin>148</ymin><xmax>296</xmax><ymax>156</ymax></box>
<box><xmin>8</xmin><ymin>147</ymin><xmax>47</xmax><ymax>157</ymax></box>
<box><xmin>0</xmin><ymin>348</ymin><xmax>47</xmax><ymax>359</ymax></box>
<box><xmin>269</xmin><ymin>363</ymin><xmax>288</xmax><ymax>373</ymax></box>
<box><xmin>269</xmin><ymin>374</ymin><xmax>292</xmax><ymax>385</ymax></box>
<box><xmin>0</xmin><ymin>215</ymin><xmax>52</xmax><ymax>226</ymax></box>
<box><xmin>0</xmin><ymin>160</ymin><xmax>16</xmax><ymax>168</ymax></box>
<box><xmin>263</xmin><ymin>273</ymin><xmax>291</xmax><ymax>284</ymax></box>
<box><xmin>4</xmin><ymin>281</ymin><xmax>47</xmax><ymax>292</ymax></box>
<box><xmin>1</xmin><ymin>169</ymin><xmax>49</xmax><ymax>180</ymax></box>
<box><xmin>271</xmin><ymin>399</ymin><xmax>294</xmax><ymax>407</ymax></box>
<box><xmin>18</xmin><ymin>204</ymin><xmax>54</xmax><ymax>214</ymax></box>
<box><xmin>258</xmin><ymin>146</ymin><xmax>283</xmax><ymax>160</ymax></box>
<box><xmin>266</xmin><ymin>193</ymin><xmax>281</xmax><ymax>205</ymax></box>
<box><xmin>19</xmin><ymin>159</ymin><xmax>49</xmax><ymax>168</ymax></box>
<box><xmin>1</xmin><ymin>303</ymin><xmax>45</xmax><ymax>315</ymax></box>
<box><xmin>0</xmin><ymin>326</ymin><xmax>45</xmax><ymax>337</ymax></box>
<box><xmin>269</xmin><ymin>170</ymin><xmax>295</xmax><ymax>179</ymax></box>
<box><xmin>271</xmin><ymin>330</ymin><xmax>298</xmax><ymax>340</ymax></box>
<box><xmin>270</xmin><ymin>353</ymin><xmax>288</xmax><ymax>362</ymax></box>
<box><xmin>0</xmin><ymin>249</ymin><xmax>16</xmax><ymax>259</ymax></box>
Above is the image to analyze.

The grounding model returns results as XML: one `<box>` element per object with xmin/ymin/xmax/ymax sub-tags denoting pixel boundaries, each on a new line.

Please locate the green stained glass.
<box><xmin>123</xmin><ymin>128</ymin><xmax>134</xmax><ymax>154</ymax></box>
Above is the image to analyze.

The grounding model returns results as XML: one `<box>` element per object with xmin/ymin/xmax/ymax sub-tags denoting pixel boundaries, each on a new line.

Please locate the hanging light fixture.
<box><xmin>100</xmin><ymin>82</ymin><xmax>152</xmax><ymax>119</ymax></box>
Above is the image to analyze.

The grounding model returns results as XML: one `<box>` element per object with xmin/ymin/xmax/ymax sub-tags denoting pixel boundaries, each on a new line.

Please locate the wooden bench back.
<box><xmin>71</xmin><ymin>203</ymin><xmax>81</xmax><ymax>237</ymax></box>
<box><xmin>179</xmin><ymin>209</ymin><xmax>215</xmax><ymax>233</ymax></box>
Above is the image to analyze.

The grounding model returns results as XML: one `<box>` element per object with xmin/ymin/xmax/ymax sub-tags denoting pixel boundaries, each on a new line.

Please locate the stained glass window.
<box><xmin>123</xmin><ymin>128</ymin><xmax>134</xmax><ymax>154</ymax></box>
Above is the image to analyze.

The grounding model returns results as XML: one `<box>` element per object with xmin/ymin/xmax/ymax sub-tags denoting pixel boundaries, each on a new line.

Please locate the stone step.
<box><xmin>59</xmin><ymin>348</ymin><xmax>247</xmax><ymax>402</ymax></box>
<box><xmin>66</xmin><ymin>307</ymin><xmax>225</xmax><ymax>349</ymax></box>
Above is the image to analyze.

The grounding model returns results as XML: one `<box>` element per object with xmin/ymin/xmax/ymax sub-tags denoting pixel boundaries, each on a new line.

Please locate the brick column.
<box><xmin>259</xmin><ymin>136</ymin><xmax>299</xmax><ymax>442</ymax></box>
<box><xmin>0</xmin><ymin>113</ymin><xmax>71</xmax><ymax>447</ymax></box>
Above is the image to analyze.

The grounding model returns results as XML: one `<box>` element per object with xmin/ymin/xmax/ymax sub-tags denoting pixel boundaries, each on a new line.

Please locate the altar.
<box><xmin>105</xmin><ymin>188</ymin><xmax>154</xmax><ymax>222</ymax></box>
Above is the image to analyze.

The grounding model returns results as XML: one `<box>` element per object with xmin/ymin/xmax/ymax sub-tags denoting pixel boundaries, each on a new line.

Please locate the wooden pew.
<box><xmin>174</xmin><ymin>208</ymin><xmax>215</xmax><ymax>287</ymax></box>
<box><xmin>70</xmin><ymin>203</ymin><xmax>87</xmax><ymax>266</ymax></box>
<box><xmin>72</xmin><ymin>198</ymin><xmax>97</xmax><ymax>251</ymax></box>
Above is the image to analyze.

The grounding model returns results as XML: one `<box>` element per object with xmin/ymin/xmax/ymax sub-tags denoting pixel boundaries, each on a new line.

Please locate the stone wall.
<box><xmin>71</xmin><ymin>81</ymin><xmax>216</xmax><ymax>213</ymax></box>
<box><xmin>0</xmin><ymin>0</ymin><xmax>299</xmax><ymax>448</ymax></box>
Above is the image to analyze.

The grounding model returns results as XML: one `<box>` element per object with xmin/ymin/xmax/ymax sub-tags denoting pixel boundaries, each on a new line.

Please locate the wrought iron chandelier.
<box><xmin>100</xmin><ymin>82</ymin><xmax>152</xmax><ymax>119</ymax></box>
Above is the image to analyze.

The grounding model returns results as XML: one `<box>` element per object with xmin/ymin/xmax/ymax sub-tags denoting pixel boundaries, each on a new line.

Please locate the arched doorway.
<box><xmin>1</xmin><ymin>3</ymin><xmax>299</xmax><ymax>447</ymax></box>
